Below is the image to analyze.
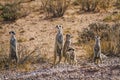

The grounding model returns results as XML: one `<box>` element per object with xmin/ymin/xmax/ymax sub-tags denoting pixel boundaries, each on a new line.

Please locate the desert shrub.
<box><xmin>116</xmin><ymin>0</ymin><xmax>120</xmax><ymax>9</ymax></box>
<box><xmin>76</xmin><ymin>0</ymin><xmax>114</xmax><ymax>12</ymax></box>
<box><xmin>103</xmin><ymin>13</ymin><xmax>120</xmax><ymax>22</ymax></box>
<box><xmin>0</xmin><ymin>43</ymin><xmax>9</xmax><ymax>70</ymax></box>
<box><xmin>78</xmin><ymin>22</ymin><xmax>120</xmax><ymax>59</ymax></box>
<box><xmin>72</xmin><ymin>0</ymin><xmax>80</xmax><ymax>5</ymax></box>
<box><xmin>0</xmin><ymin>1</ymin><xmax>21</xmax><ymax>21</ymax></box>
<box><xmin>80</xmin><ymin>0</ymin><xmax>99</xmax><ymax>12</ymax></box>
<box><xmin>40</xmin><ymin>0</ymin><xmax>71</xmax><ymax>18</ymax></box>
<box><xmin>18</xmin><ymin>44</ymin><xmax>48</xmax><ymax>64</ymax></box>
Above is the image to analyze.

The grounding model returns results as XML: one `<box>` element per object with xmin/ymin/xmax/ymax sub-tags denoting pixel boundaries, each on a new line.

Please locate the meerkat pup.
<box><xmin>63</xmin><ymin>34</ymin><xmax>71</xmax><ymax>63</ymax></box>
<box><xmin>93</xmin><ymin>36</ymin><xmax>102</xmax><ymax>64</ymax></box>
<box><xmin>66</xmin><ymin>47</ymin><xmax>77</xmax><ymax>65</ymax></box>
<box><xmin>9</xmin><ymin>31</ymin><xmax>19</xmax><ymax>64</ymax></box>
<box><xmin>53</xmin><ymin>25</ymin><xmax>64</xmax><ymax>65</ymax></box>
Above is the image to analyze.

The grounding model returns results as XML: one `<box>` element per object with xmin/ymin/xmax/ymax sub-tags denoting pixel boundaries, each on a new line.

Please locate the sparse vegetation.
<box><xmin>116</xmin><ymin>0</ymin><xmax>120</xmax><ymax>9</ymax></box>
<box><xmin>0</xmin><ymin>0</ymin><xmax>29</xmax><ymax>22</ymax></box>
<box><xmin>18</xmin><ymin>38</ymin><xmax>28</xmax><ymax>43</ymax></box>
<box><xmin>40</xmin><ymin>0</ymin><xmax>71</xmax><ymax>18</ymax></box>
<box><xmin>0</xmin><ymin>42</ymin><xmax>48</xmax><ymax>71</ymax></box>
<box><xmin>78</xmin><ymin>23</ymin><xmax>120</xmax><ymax>59</ymax></box>
<box><xmin>103</xmin><ymin>13</ymin><xmax>120</xmax><ymax>22</ymax></box>
<box><xmin>0</xmin><ymin>1</ymin><xmax>21</xmax><ymax>21</ymax></box>
<box><xmin>103</xmin><ymin>15</ymin><xmax>113</xmax><ymax>22</ymax></box>
<box><xmin>18</xmin><ymin>44</ymin><xmax>48</xmax><ymax>65</ymax></box>
<box><xmin>0</xmin><ymin>43</ymin><xmax>9</xmax><ymax>70</ymax></box>
<box><xmin>75</xmin><ymin>0</ymin><xmax>115</xmax><ymax>12</ymax></box>
<box><xmin>80</xmin><ymin>0</ymin><xmax>99</xmax><ymax>12</ymax></box>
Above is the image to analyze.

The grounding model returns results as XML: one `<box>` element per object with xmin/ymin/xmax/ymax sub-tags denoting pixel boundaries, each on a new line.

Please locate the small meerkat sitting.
<box><xmin>93</xmin><ymin>36</ymin><xmax>102</xmax><ymax>64</ymax></box>
<box><xmin>66</xmin><ymin>47</ymin><xmax>77</xmax><ymax>65</ymax></box>
<box><xmin>63</xmin><ymin>34</ymin><xmax>71</xmax><ymax>63</ymax></box>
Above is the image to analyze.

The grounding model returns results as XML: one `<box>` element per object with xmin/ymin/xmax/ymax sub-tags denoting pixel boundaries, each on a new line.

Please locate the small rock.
<box><xmin>29</xmin><ymin>37</ymin><xmax>35</xmax><ymax>41</ymax></box>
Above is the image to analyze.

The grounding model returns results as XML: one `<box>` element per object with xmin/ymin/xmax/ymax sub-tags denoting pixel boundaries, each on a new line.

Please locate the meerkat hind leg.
<box><xmin>100</xmin><ymin>57</ymin><xmax>102</xmax><ymax>63</ymax></box>
<box><xmin>56</xmin><ymin>54</ymin><xmax>62</xmax><ymax>65</ymax></box>
<box><xmin>64</xmin><ymin>56</ymin><xmax>67</xmax><ymax>63</ymax></box>
<box><xmin>53</xmin><ymin>54</ymin><xmax>57</xmax><ymax>66</ymax></box>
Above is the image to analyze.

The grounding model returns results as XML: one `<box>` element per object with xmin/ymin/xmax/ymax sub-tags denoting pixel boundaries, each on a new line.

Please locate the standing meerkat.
<box><xmin>93</xmin><ymin>36</ymin><xmax>102</xmax><ymax>64</ymax></box>
<box><xmin>66</xmin><ymin>47</ymin><xmax>77</xmax><ymax>65</ymax></box>
<box><xmin>9</xmin><ymin>31</ymin><xmax>19</xmax><ymax>64</ymax></box>
<box><xmin>53</xmin><ymin>25</ymin><xmax>64</xmax><ymax>65</ymax></box>
<box><xmin>63</xmin><ymin>34</ymin><xmax>71</xmax><ymax>63</ymax></box>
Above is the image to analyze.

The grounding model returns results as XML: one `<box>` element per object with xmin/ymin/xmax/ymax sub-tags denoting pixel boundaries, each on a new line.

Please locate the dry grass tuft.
<box><xmin>0</xmin><ymin>43</ymin><xmax>9</xmax><ymax>70</ymax></box>
<box><xmin>18</xmin><ymin>38</ymin><xmax>28</xmax><ymax>43</ymax></box>
<box><xmin>0</xmin><ymin>42</ymin><xmax>48</xmax><ymax>71</ymax></box>
<box><xmin>103</xmin><ymin>13</ymin><xmax>120</xmax><ymax>22</ymax></box>
<box><xmin>115</xmin><ymin>0</ymin><xmax>120</xmax><ymax>9</ymax></box>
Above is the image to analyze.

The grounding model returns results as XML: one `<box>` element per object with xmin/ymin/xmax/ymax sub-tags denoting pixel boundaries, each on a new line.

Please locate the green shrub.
<box><xmin>78</xmin><ymin>23</ymin><xmax>120</xmax><ymax>59</ymax></box>
<box><xmin>41</xmin><ymin>0</ymin><xmax>71</xmax><ymax>18</ymax></box>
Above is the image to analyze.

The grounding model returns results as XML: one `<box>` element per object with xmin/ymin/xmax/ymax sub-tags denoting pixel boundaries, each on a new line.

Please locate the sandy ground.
<box><xmin>0</xmin><ymin>1</ymin><xmax>109</xmax><ymax>58</ymax></box>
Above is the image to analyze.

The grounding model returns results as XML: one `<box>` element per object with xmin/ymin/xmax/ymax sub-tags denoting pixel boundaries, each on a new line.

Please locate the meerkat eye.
<box><xmin>69</xmin><ymin>34</ymin><xmax>71</xmax><ymax>37</ymax></box>
<box><xmin>59</xmin><ymin>25</ymin><xmax>63</xmax><ymax>28</ymax></box>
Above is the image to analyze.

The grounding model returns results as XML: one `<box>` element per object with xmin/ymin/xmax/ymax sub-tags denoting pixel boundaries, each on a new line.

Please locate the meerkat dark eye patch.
<box><xmin>59</xmin><ymin>25</ymin><xmax>63</xmax><ymax>28</ymax></box>
<box><xmin>9</xmin><ymin>31</ymin><xmax>15</xmax><ymax>35</ymax></box>
<box><xmin>66</xmin><ymin>34</ymin><xmax>71</xmax><ymax>37</ymax></box>
<box><xmin>67</xmin><ymin>47</ymin><xmax>74</xmax><ymax>51</ymax></box>
<box><xmin>95</xmin><ymin>36</ymin><xmax>100</xmax><ymax>40</ymax></box>
<box><xmin>56</xmin><ymin>25</ymin><xmax>59</xmax><ymax>29</ymax></box>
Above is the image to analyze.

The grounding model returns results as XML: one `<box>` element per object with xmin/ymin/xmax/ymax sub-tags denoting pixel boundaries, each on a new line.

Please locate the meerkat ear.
<box><xmin>66</xmin><ymin>34</ymin><xmax>68</xmax><ymax>37</ymax></box>
<box><xmin>94</xmin><ymin>36</ymin><xmax>96</xmax><ymax>39</ymax></box>
<box><xmin>9</xmin><ymin>31</ymin><xmax>11</xmax><ymax>34</ymax></box>
<box><xmin>56</xmin><ymin>25</ymin><xmax>59</xmax><ymax>29</ymax></box>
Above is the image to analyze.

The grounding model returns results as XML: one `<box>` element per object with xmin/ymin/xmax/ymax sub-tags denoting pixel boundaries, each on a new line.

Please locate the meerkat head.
<box><xmin>67</xmin><ymin>47</ymin><xmax>75</xmax><ymax>52</ymax></box>
<box><xmin>56</xmin><ymin>25</ymin><xmax>63</xmax><ymax>33</ymax></box>
<box><xmin>9</xmin><ymin>31</ymin><xmax>15</xmax><ymax>35</ymax></box>
<box><xmin>66</xmin><ymin>34</ymin><xmax>71</xmax><ymax>41</ymax></box>
<box><xmin>95</xmin><ymin>36</ymin><xmax>100</xmax><ymax>41</ymax></box>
